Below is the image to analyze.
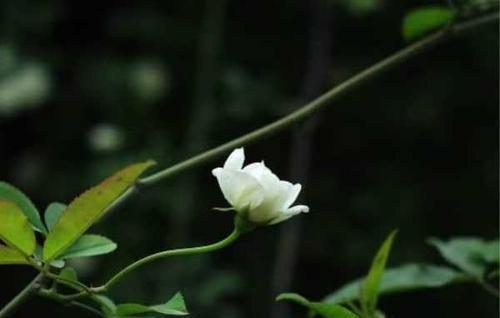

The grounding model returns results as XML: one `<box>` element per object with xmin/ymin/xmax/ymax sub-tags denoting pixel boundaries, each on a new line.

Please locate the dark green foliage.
<box><xmin>277</xmin><ymin>293</ymin><xmax>358</xmax><ymax>318</ymax></box>
<box><xmin>325</xmin><ymin>263</ymin><xmax>464</xmax><ymax>304</ymax></box>
<box><xmin>402</xmin><ymin>6</ymin><xmax>454</xmax><ymax>41</ymax></box>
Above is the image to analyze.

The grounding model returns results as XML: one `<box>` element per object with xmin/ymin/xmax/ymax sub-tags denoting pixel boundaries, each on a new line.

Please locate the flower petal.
<box><xmin>214</xmin><ymin>169</ymin><xmax>264</xmax><ymax>210</ymax></box>
<box><xmin>268</xmin><ymin>205</ymin><xmax>309</xmax><ymax>225</ymax></box>
<box><xmin>243</xmin><ymin>162</ymin><xmax>266</xmax><ymax>178</ymax></box>
<box><xmin>223</xmin><ymin>148</ymin><xmax>245</xmax><ymax>170</ymax></box>
<box><xmin>288</xmin><ymin>205</ymin><xmax>309</xmax><ymax>214</ymax></box>
<box><xmin>282</xmin><ymin>183</ymin><xmax>302</xmax><ymax>210</ymax></box>
<box><xmin>212</xmin><ymin>167</ymin><xmax>223</xmax><ymax>177</ymax></box>
<box><xmin>243</xmin><ymin>162</ymin><xmax>279</xmax><ymax>189</ymax></box>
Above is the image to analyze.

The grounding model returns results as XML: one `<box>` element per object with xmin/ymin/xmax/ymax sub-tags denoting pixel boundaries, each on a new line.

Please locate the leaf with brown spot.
<box><xmin>43</xmin><ymin>160</ymin><xmax>155</xmax><ymax>261</ymax></box>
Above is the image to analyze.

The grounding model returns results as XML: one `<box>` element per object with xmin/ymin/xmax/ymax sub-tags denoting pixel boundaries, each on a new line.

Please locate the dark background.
<box><xmin>0</xmin><ymin>0</ymin><xmax>498</xmax><ymax>317</ymax></box>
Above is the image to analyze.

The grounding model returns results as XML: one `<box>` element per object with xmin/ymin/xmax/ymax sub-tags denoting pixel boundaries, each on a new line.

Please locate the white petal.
<box><xmin>288</xmin><ymin>205</ymin><xmax>310</xmax><ymax>214</ymax></box>
<box><xmin>243</xmin><ymin>162</ymin><xmax>267</xmax><ymax>179</ymax></box>
<box><xmin>264</xmin><ymin>180</ymin><xmax>292</xmax><ymax>213</ymax></box>
<box><xmin>212</xmin><ymin>167</ymin><xmax>223</xmax><ymax>177</ymax></box>
<box><xmin>268</xmin><ymin>205</ymin><xmax>309</xmax><ymax>225</ymax></box>
<box><xmin>223</xmin><ymin>148</ymin><xmax>245</xmax><ymax>170</ymax></box>
<box><xmin>243</xmin><ymin>162</ymin><xmax>279</xmax><ymax>189</ymax></box>
<box><xmin>267</xmin><ymin>214</ymin><xmax>294</xmax><ymax>225</ymax></box>
<box><xmin>214</xmin><ymin>169</ymin><xmax>264</xmax><ymax>210</ymax></box>
<box><xmin>282</xmin><ymin>183</ymin><xmax>302</xmax><ymax>210</ymax></box>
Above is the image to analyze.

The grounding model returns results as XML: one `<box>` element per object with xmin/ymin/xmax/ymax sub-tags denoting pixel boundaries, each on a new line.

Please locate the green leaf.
<box><xmin>0</xmin><ymin>181</ymin><xmax>47</xmax><ymax>235</ymax></box>
<box><xmin>0</xmin><ymin>200</ymin><xmax>36</xmax><ymax>256</ymax></box>
<box><xmin>59</xmin><ymin>266</ymin><xmax>78</xmax><ymax>282</ymax></box>
<box><xmin>33</xmin><ymin>244</ymin><xmax>65</xmax><ymax>268</ymax></box>
<box><xmin>43</xmin><ymin>160</ymin><xmax>155</xmax><ymax>261</ymax></box>
<box><xmin>324</xmin><ymin>263</ymin><xmax>464</xmax><ymax>304</ymax></box>
<box><xmin>116</xmin><ymin>292</ymin><xmax>188</xmax><ymax>317</ymax></box>
<box><xmin>50</xmin><ymin>259</ymin><xmax>66</xmax><ymax>268</ymax></box>
<box><xmin>277</xmin><ymin>293</ymin><xmax>358</xmax><ymax>318</ymax></box>
<box><xmin>428</xmin><ymin>237</ymin><xmax>499</xmax><ymax>277</ymax></box>
<box><xmin>312</xmin><ymin>303</ymin><xmax>359</xmax><ymax>318</ymax></box>
<box><xmin>402</xmin><ymin>6</ymin><xmax>454</xmax><ymax>41</ymax></box>
<box><xmin>0</xmin><ymin>245</ymin><xmax>30</xmax><ymax>265</ymax></box>
<box><xmin>151</xmin><ymin>292</ymin><xmax>189</xmax><ymax>316</ymax></box>
<box><xmin>95</xmin><ymin>295</ymin><xmax>117</xmax><ymax>317</ymax></box>
<box><xmin>483</xmin><ymin>239</ymin><xmax>499</xmax><ymax>264</ymax></box>
<box><xmin>58</xmin><ymin>234</ymin><xmax>117</xmax><ymax>260</ymax></box>
<box><xmin>44</xmin><ymin>202</ymin><xmax>67</xmax><ymax>231</ymax></box>
<box><xmin>360</xmin><ymin>230</ymin><xmax>397</xmax><ymax>313</ymax></box>
<box><xmin>116</xmin><ymin>303</ymin><xmax>151</xmax><ymax>316</ymax></box>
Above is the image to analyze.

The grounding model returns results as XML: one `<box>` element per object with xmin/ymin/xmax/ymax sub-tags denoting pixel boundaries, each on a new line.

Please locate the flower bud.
<box><xmin>212</xmin><ymin>148</ymin><xmax>309</xmax><ymax>228</ymax></box>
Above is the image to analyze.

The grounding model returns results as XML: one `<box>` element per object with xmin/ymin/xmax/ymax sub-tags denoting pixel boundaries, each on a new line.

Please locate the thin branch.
<box><xmin>138</xmin><ymin>12</ymin><xmax>498</xmax><ymax>186</ymax></box>
<box><xmin>93</xmin><ymin>12</ymin><xmax>498</xmax><ymax>221</ymax></box>
<box><xmin>0</xmin><ymin>273</ymin><xmax>43</xmax><ymax>318</ymax></box>
<box><xmin>38</xmin><ymin>289</ymin><xmax>105</xmax><ymax>317</ymax></box>
<box><xmin>69</xmin><ymin>301</ymin><xmax>105</xmax><ymax>317</ymax></box>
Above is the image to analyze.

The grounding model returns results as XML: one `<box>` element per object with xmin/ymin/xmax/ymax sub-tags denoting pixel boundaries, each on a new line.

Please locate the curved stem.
<box><xmin>43</xmin><ymin>272</ymin><xmax>92</xmax><ymax>294</ymax></box>
<box><xmin>138</xmin><ymin>12</ymin><xmax>498</xmax><ymax>186</ymax></box>
<box><xmin>0</xmin><ymin>273</ymin><xmax>43</xmax><ymax>318</ymax></box>
<box><xmin>98</xmin><ymin>228</ymin><xmax>241</xmax><ymax>291</ymax></box>
<box><xmin>69</xmin><ymin>301</ymin><xmax>105</xmax><ymax>317</ymax></box>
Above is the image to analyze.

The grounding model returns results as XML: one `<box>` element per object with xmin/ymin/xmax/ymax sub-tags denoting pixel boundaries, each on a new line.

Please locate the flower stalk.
<box><xmin>97</xmin><ymin>228</ymin><xmax>241</xmax><ymax>292</ymax></box>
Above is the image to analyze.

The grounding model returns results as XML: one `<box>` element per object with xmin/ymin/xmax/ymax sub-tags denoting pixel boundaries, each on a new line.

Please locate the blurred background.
<box><xmin>0</xmin><ymin>0</ymin><xmax>498</xmax><ymax>317</ymax></box>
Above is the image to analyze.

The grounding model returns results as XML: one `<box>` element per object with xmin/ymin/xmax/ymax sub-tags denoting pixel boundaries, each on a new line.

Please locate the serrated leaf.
<box><xmin>402</xmin><ymin>6</ymin><xmax>454</xmax><ymax>41</ymax></box>
<box><xmin>428</xmin><ymin>237</ymin><xmax>499</xmax><ymax>277</ymax></box>
<box><xmin>324</xmin><ymin>263</ymin><xmax>464</xmax><ymax>304</ymax></box>
<box><xmin>277</xmin><ymin>293</ymin><xmax>358</xmax><ymax>318</ymax></box>
<box><xmin>43</xmin><ymin>160</ymin><xmax>155</xmax><ymax>261</ymax></box>
<box><xmin>360</xmin><ymin>230</ymin><xmax>397</xmax><ymax>313</ymax></box>
<box><xmin>117</xmin><ymin>293</ymin><xmax>188</xmax><ymax>317</ymax></box>
<box><xmin>44</xmin><ymin>202</ymin><xmax>67</xmax><ymax>231</ymax></box>
<box><xmin>0</xmin><ymin>200</ymin><xmax>36</xmax><ymax>256</ymax></box>
<box><xmin>0</xmin><ymin>181</ymin><xmax>47</xmax><ymax>235</ymax></box>
<box><xmin>59</xmin><ymin>234</ymin><xmax>117</xmax><ymax>260</ymax></box>
<box><xmin>151</xmin><ymin>292</ymin><xmax>188</xmax><ymax>316</ymax></box>
<box><xmin>0</xmin><ymin>245</ymin><xmax>30</xmax><ymax>265</ymax></box>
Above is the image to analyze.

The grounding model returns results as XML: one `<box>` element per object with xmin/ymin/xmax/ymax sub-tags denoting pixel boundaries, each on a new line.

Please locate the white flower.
<box><xmin>212</xmin><ymin>148</ymin><xmax>309</xmax><ymax>226</ymax></box>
